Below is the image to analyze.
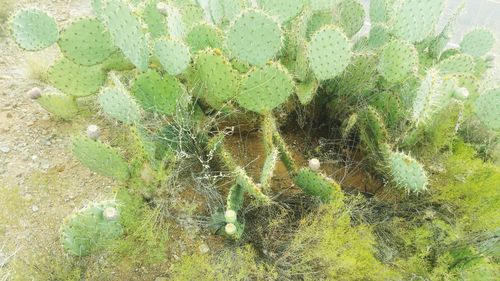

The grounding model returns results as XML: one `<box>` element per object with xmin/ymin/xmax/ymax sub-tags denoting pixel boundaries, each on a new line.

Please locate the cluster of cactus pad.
<box><xmin>11</xmin><ymin>0</ymin><xmax>498</xmax><ymax>242</ymax></box>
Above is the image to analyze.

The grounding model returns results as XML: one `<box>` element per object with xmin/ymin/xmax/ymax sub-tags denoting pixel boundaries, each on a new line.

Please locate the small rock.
<box><xmin>0</xmin><ymin>146</ymin><xmax>10</xmax><ymax>153</ymax></box>
<box><xmin>86</xmin><ymin>125</ymin><xmax>101</xmax><ymax>140</ymax></box>
<box><xmin>199</xmin><ymin>243</ymin><xmax>210</xmax><ymax>254</ymax></box>
<box><xmin>31</xmin><ymin>155</ymin><xmax>38</xmax><ymax>161</ymax></box>
<box><xmin>31</xmin><ymin>205</ymin><xmax>39</xmax><ymax>212</ymax></box>
<box><xmin>41</xmin><ymin>163</ymin><xmax>50</xmax><ymax>170</ymax></box>
<box><xmin>308</xmin><ymin>158</ymin><xmax>321</xmax><ymax>171</ymax></box>
<box><xmin>27</xmin><ymin>87</ymin><xmax>42</xmax><ymax>99</ymax></box>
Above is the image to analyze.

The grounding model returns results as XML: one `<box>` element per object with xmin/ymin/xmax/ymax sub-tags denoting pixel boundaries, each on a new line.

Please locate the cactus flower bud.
<box><xmin>103</xmin><ymin>207</ymin><xmax>119</xmax><ymax>221</ymax></box>
<box><xmin>224</xmin><ymin>210</ymin><xmax>237</xmax><ymax>223</ymax></box>
<box><xmin>308</xmin><ymin>158</ymin><xmax>321</xmax><ymax>171</ymax></box>
<box><xmin>225</xmin><ymin>223</ymin><xmax>237</xmax><ymax>235</ymax></box>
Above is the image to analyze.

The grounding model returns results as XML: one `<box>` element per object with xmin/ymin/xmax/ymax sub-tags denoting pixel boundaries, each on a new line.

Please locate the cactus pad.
<box><xmin>260</xmin><ymin>148</ymin><xmax>279</xmax><ymax>191</ymax></box>
<box><xmin>101</xmin><ymin>0</ymin><xmax>149</xmax><ymax>71</ymax></box>
<box><xmin>191</xmin><ymin>49</ymin><xmax>240</xmax><ymax>109</ymax></box>
<box><xmin>143</xmin><ymin>0</ymin><xmax>168</xmax><ymax>38</ymax></box>
<box><xmin>61</xmin><ymin>200</ymin><xmax>123</xmax><ymax>256</ymax></box>
<box><xmin>474</xmin><ymin>88</ymin><xmax>500</xmax><ymax>131</ymax></box>
<box><xmin>226</xmin><ymin>9</ymin><xmax>283</xmax><ymax>66</ymax></box>
<box><xmin>11</xmin><ymin>8</ymin><xmax>59</xmax><ymax>51</ymax></box>
<box><xmin>98</xmin><ymin>87</ymin><xmax>142</xmax><ymax>124</ymax></box>
<box><xmin>72</xmin><ymin>136</ymin><xmax>129</xmax><ymax>180</ymax></box>
<box><xmin>48</xmin><ymin>58</ymin><xmax>106</xmax><ymax>97</ymax></box>
<box><xmin>186</xmin><ymin>24</ymin><xmax>223</xmax><ymax>53</ymax></box>
<box><xmin>338</xmin><ymin>0</ymin><xmax>365</xmax><ymax>37</ymax></box>
<box><xmin>369</xmin><ymin>0</ymin><xmax>393</xmax><ymax>23</ymax></box>
<box><xmin>237</xmin><ymin>63</ymin><xmax>294</xmax><ymax>113</ymax></box>
<box><xmin>437</xmin><ymin>54</ymin><xmax>475</xmax><ymax>75</ymax></box>
<box><xmin>154</xmin><ymin>39</ymin><xmax>191</xmax><ymax>76</ymax></box>
<box><xmin>310</xmin><ymin>0</ymin><xmax>339</xmax><ymax>11</ymax></box>
<box><xmin>37</xmin><ymin>93</ymin><xmax>78</xmax><ymax>119</ymax></box>
<box><xmin>386</xmin><ymin>150</ymin><xmax>428</xmax><ymax>193</ymax></box>
<box><xmin>132</xmin><ymin>70</ymin><xmax>186</xmax><ymax>115</ymax></box>
<box><xmin>58</xmin><ymin>18</ymin><xmax>116</xmax><ymax>66</ymax></box>
<box><xmin>293</xmin><ymin>168</ymin><xmax>340</xmax><ymax>202</ymax></box>
<box><xmin>296</xmin><ymin>78</ymin><xmax>319</xmax><ymax>105</ymax></box>
<box><xmin>209</xmin><ymin>0</ymin><xmax>244</xmax><ymax>26</ymax></box>
<box><xmin>460</xmin><ymin>28</ymin><xmax>495</xmax><ymax>58</ymax></box>
<box><xmin>368</xmin><ymin>24</ymin><xmax>390</xmax><ymax>49</ymax></box>
<box><xmin>227</xmin><ymin>184</ymin><xmax>244</xmax><ymax>211</ymax></box>
<box><xmin>378</xmin><ymin>40</ymin><xmax>418</xmax><ymax>83</ymax></box>
<box><xmin>256</xmin><ymin>0</ymin><xmax>304</xmax><ymax>23</ymax></box>
<box><xmin>389</xmin><ymin>0</ymin><xmax>445</xmax><ymax>43</ymax></box>
<box><xmin>307</xmin><ymin>25</ymin><xmax>351</xmax><ymax>80</ymax></box>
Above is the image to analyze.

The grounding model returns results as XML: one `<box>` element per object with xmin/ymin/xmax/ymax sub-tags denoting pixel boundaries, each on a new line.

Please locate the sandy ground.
<box><xmin>0</xmin><ymin>0</ymin><xmax>117</xmax><ymax>277</ymax></box>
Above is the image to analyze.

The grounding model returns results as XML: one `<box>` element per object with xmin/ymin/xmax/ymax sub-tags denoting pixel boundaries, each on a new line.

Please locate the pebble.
<box><xmin>31</xmin><ymin>155</ymin><xmax>38</xmax><ymax>161</ymax></box>
<box><xmin>199</xmin><ymin>243</ymin><xmax>210</xmax><ymax>254</ymax></box>
<box><xmin>1</xmin><ymin>146</ymin><xmax>10</xmax><ymax>153</ymax></box>
<box><xmin>31</xmin><ymin>205</ymin><xmax>39</xmax><ymax>212</ymax></box>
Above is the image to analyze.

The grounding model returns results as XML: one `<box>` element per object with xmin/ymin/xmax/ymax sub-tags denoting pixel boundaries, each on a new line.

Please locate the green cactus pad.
<box><xmin>338</xmin><ymin>0</ymin><xmax>365</xmax><ymax>37</ymax></box>
<box><xmin>62</xmin><ymin>200</ymin><xmax>123</xmax><ymax>256</ymax></box>
<box><xmin>47</xmin><ymin>58</ymin><xmax>106</xmax><ymax>97</ymax></box>
<box><xmin>101</xmin><ymin>0</ymin><xmax>149</xmax><ymax>71</ymax></box>
<box><xmin>335</xmin><ymin>52</ymin><xmax>379</xmax><ymax>96</ymax></box>
<box><xmin>235</xmin><ymin>167</ymin><xmax>270</xmax><ymax>203</ymax></box>
<box><xmin>159</xmin><ymin>2</ymin><xmax>186</xmax><ymax>40</ymax></box>
<box><xmin>368</xmin><ymin>24</ymin><xmax>390</xmax><ymax>49</ymax></box>
<box><xmin>293</xmin><ymin>168</ymin><xmax>340</xmax><ymax>202</ymax></box>
<box><xmin>256</xmin><ymin>0</ymin><xmax>305</xmax><ymax>23</ymax></box>
<box><xmin>226</xmin><ymin>9</ymin><xmax>283</xmax><ymax>66</ymax></box>
<box><xmin>460</xmin><ymin>28</ymin><xmax>495</xmax><ymax>58</ymax></box>
<box><xmin>307</xmin><ymin>25</ymin><xmax>351</xmax><ymax>80</ymax></box>
<box><xmin>389</xmin><ymin>0</ymin><xmax>445</xmax><ymax>43</ymax></box>
<box><xmin>296</xmin><ymin>78</ymin><xmax>319</xmax><ymax>105</ymax></box>
<box><xmin>260</xmin><ymin>148</ymin><xmax>279</xmax><ymax>191</ymax></box>
<box><xmin>305</xmin><ymin>11</ymin><xmax>334</xmax><ymax>39</ymax></box>
<box><xmin>98</xmin><ymin>87</ymin><xmax>142</xmax><ymax>124</ymax></box>
<box><xmin>310</xmin><ymin>0</ymin><xmax>339</xmax><ymax>11</ymax></box>
<box><xmin>369</xmin><ymin>0</ymin><xmax>394</xmax><ymax>23</ymax></box>
<box><xmin>102</xmin><ymin>51</ymin><xmax>135</xmax><ymax>71</ymax></box>
<box><xmin>186</xmin><ymin>24</ymin><xmax>223</xmax><ymax>53</ymax></box>
<box><xmin>358</xmin><ymin>106</ymin><xmax>388</xmax><ymax>156</ymax></box>
<box><xmin>411</xmin><ymin>70</ymin><xmax>448</xmax><ymax>125</ymax></box>
<box><xmin>227</xmin><ymin>184</ymin><xmax>245</xmax><ymax>211</ymax></box>
<box><xmin>132</xmin><ymin>70</ymin><xmax>186</xmax><ymax>115</ymax></box>
<box><xmin>143</xmin><ymin>0</ymin><xmax>168</xmax><ymax>38</ymax></box>
<box><xmin>209</xmin><ymin>0</ymin><xmax>245</xmax><ymax>26</ymax></box>
<box><xmin>191</xmin><ymin>49</ymin><xmax>240</xmax><ymax>109</ymax></box>
<box><xmin>72</xmin><ymin>136</ymin><xmax>129</xmax><ymax>180</ymax></box>
<box><xmin>386</xmin><ymin>150</ymin><xmax>428</xmax><ymax>193</ymax></box>
<box><xmin>378</xmin><ymin>40</ymin><xmax>418</xmax><ymax>83</ymax></box>
<box><xmin>237</xmin><ymin>63</ymin><xmax>294</xmax><ymax>113</ymax></box>
<box><xmin>474</xmin><ymin>88</ymin><xmax>500</xmax><ymax>131</ymax></box>
<box><xmin>37</xmin><ymin>93</ymin><xmax>78</xmax><ymax>119</ymax></box>
<box><xmin>11</xmin><ymin>8</ymin><xmax>59</xmax><ymax>51</ymax></box>
<box><xmin>437</xmin><ymin>54</ymin><xmax>476</xmax><ymax>75</ymax></box>
<box><xmin>58</xmin><ymin>18</ymin><xmax>116</xmax><ymax>66</ymax></box>
<box><xmin>154</xmin><ymin>39</ymin><xmax>191</xmax><ymax>76</ymax></box>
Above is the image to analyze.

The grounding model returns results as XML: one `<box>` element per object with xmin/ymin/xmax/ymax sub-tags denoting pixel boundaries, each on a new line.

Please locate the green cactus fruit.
<box><xmin>48</xmin><ymin>58</ymin><xmax>106</xmax><ymax>97</ymax></box>
<box><xmin>11</xmin><ymin>8</ymin><xmax>59</xmax><ymax>51</ymax></box>
<box><xmin>186</xmin><ymin>24</ymin><xmax>223</xmax><ymax>53</ymax></box>
<box><xmin>227</xmin><ymin>184</ymin><xmax>245</xmax><ymax>212</ymax></box>
<box><xmin>389</xmin><ymin>0</ymin><xmax>445</xmax><ymax>43</ymax></box>
<box><xmin>131</xmin><ymin>69</ymin><xmax>186</xmax><ymax>115</ymax></box>
<box><xmin>58</xmin><ymin>18</ymin><xmax>116</xmax><ymax>66</ymax></box>
<box><xmin>256</xmin><ymin>0</ymin><xmax>305</xmax><ymax>23</ymax></box>
<box><xmin>460</xmin><ymin>28</ymin><xmax>495</xmax><ymax>58</ymax></box>
<box><xmin>101</xmin><ymin>0</ymin><xmax>149</xmax><ymax>71</ymax></box>
<box><xmin>474</xmin><ymin>88</ymin><xmax>500</xmax><ymax>131</ymax></box>
<box><xmin>237</xmin><ymin>62</ymin><xmax>294</xmax><ymax>113</ymax></box>
<box><xmin>98</xmin><ymin>86</ymin><xmax>142</xmax><ymax>124</ymax></box>
<box><xmin>296</xmin><ymin>78</ymin><xmax>319</xmax><ymax>105</ymax></box>
<box><xmin>157</xmin><ymin>2</ymin><xmax>186</xmax><ymax>40</ymax></box>
<box><xmin>369</xmin><ymin>0</ymin><xmax>394</xmax><ymax>23</ymax></box>
<box><xmin>260</xmin><ymin>148</ymin><xmax>279</xmax><ymax>191</ymax></box>
<box><xmin>72</xmin><ymin>136</ymin><xmax>129</xmax><ymax>180</ymax></box>
<box><xmin>226</xmin><ymin>9</ymin><xmax>283</xmax><ymax>66</ymax></box>
<box><xmin>61</xmin><ymin>200</ymin><xmax>123</xmax><ymax>256</ymax></box>
<box><xmin>358</xmin><ymin>106</ymin><xmax>388</xmax><ymax>156</ymax></box>
<box><xmin>437</xmin><ymin>54</ymin><xmax>476</xmax><ymax>75</ymax></box>
<box><xmin>368</xmin><ymin>24</ymin><xmax>390</xmax><ymax>49</ymax></box>
<box><xmin>307</xmin><ymin>25</ymin><xmax>351</xmax><ymax>81</ymax></box>
<box><xmin>209</xmin><ymin>0</ymin><xmax>245</xmax><ymax>26</ymax></box>
<box><xmin>143</xmin><ymin>0</ymin><xmax>168</xmax><ymax>38</ymax></box>
<box><xmin>385</xmin><ymin>149</ymin><xmax>428</xmax><ymax>193</ymax></box>
<box><xmin>338</xmin><ymin>0</ymin><xmax>365</xmax><ymax>38</ymax></box>
<box><xmin>378</xmin><ymin>39</ymin><xmax>418</xmax><ymax>83</ymax></box>
<box><xmin>293</xmin><ymin>168</ymin><xmax>340</xmax><ymax>202</ymax></box>
<box><xmin>235</xmin><ymin>166</ymin><xmax>270</xmax><ymax>203</ymax></box>
<box><xmin>191</xmin><ymin>49</ymin><xmax>240</xmax><ymax>109</ymax></box>
<box><xmin>154</xmin><ymin>38</ymin><xmax>191</xmax><ymax>76</ymax></box>
<box><xmin>37</xmin><ymin>92</ymin><xmax>78</xmax><ymax>120</ymax></box>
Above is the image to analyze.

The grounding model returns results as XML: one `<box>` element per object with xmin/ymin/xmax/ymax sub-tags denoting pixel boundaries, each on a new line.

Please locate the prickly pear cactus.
<box><xmin>474</xmin><ymin>88</ymin><xmax>500</xmax><ymax>131</ymax></box>
<box><xmin>384</xmin><ymin>149</ymin><xmax>428</xmax><ymax>193</ymax></box>
<box><xmin>460</xmin><ymin>28</ymin><xmax>495</xmax><ymax>58</ymax></box>
<box><xmin>11</xmin><ymin>8</ymin><xmax>59</xmax><ymax>51</ymax></box>
<box><xmin>72</xmin><ymin>136</ymin><xmax>129</xmax><ymax>181</ymax></box>
<box><xmin>61</xmin><ymin>200</ymin><xmax>122</xmax><ymax>256</ymax></box>
<box><xmin>293</xmin><ymin>168</ymin><xmax>341</xmax><ymax>202</ymax></box>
